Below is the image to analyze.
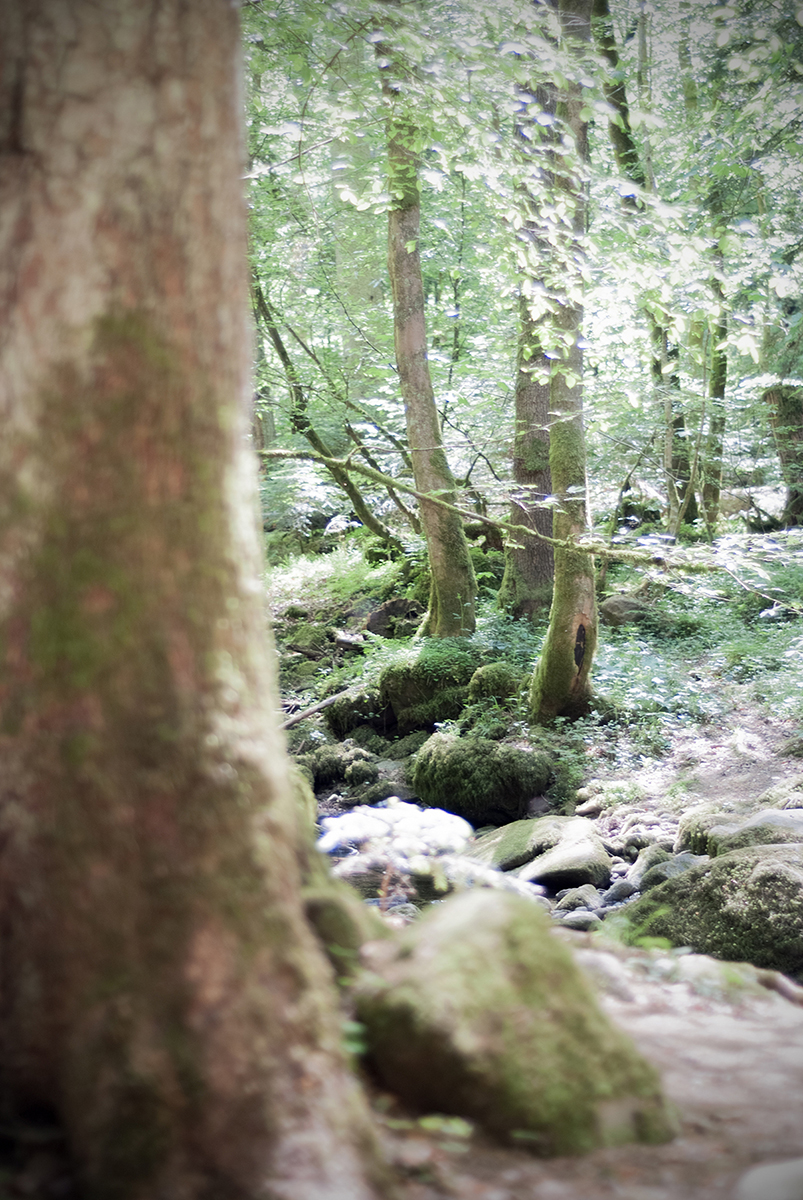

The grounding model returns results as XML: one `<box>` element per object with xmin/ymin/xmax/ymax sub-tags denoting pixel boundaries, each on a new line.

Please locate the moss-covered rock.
<box><xmin>676</xmin><ymin>806</ymin><xmax>803</xmax><ymax>856</ymax></box>
<box><xmin>353</xmin><ymin>890</ymin><xmax>676</xmax><ymax>1153</ymax></box>
<box><xmin>674</xmin><ymin>805</ymin><xmax>733</xmax><ymax>855</ymax></box>
<box><xmin>297</xmin><ymin>743</ymin><xmax>377</xmax><ymax>791</ymax></box>
<box><xmin>757</xmin><ymin>773</ymin><xmax>803</xmax><ymax>808</ymax></box>
<box><xmin>468</xmin><ymin>661</ymin><xmax>523</xmax><ymax>702</ymax></box>
<box><xmin>378</xmin><ymin>640</ymin><xmax>485</xmax><ymax>734</ymax></box>
<box><xmin>619</xmin><ymin>843</ymin><xmax>803</xmax><ymax>977</ymax></box>
<box><xmin>704</xmin><ymin>809</ymin><xmax>803</xmax><ymax>855</ymax></box>
<box><xmin>413</xmin><ymin>733</ymin><xmax>553</xmax><ymax>826</ymax></box>
<box><xmin>325</xmin><ymin>687</ymin><xmax>389</xmax><ymax>739</ymax></box>
<box><xmin>385</xmin><ymin>730</ymin><xmax>430</xmax><ymax>760</ymax></box>
<box><xmin>468</xmin><ymin>815</ymin><xmax>573</xmax><ymax>871</ymax></box>
<box><xmin>286</xmin><ymin>621</ymin><xmax>331</xmax><ymax>657</ymax></box>
<box><xmin>517</xmin><ymin>820</ymin><xmax>613</xmax><ymax>891</ymax></box>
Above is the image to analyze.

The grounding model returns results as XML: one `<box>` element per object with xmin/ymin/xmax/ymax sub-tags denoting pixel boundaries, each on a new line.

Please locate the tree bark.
<box><xmin>383</xmin><ymin>66</ymin><xmax>477</xmax><ymax>637</ymax></box>
<box><xmin>764</xmin><ymin>385</ymin><xmax>803</xmax><ymax>526</ymax></box>
<box><xmin>499</xmin><ymin>80</ymin><xmax>556</xmax><ymax>622</ymax></box>
<box><xmin>702</xmin><ymin>271</ymin><xmax>728</xmax><ymax>532</ymax></box>
<box><xmin>0</xmin><ymin>3</ymin><xmax>387</xmax><ymax>1197</ymax></box>
<box><xmin>529</xmin><ymin>0</ymin><xmax>597</xmax><ymax>723</ymax></box>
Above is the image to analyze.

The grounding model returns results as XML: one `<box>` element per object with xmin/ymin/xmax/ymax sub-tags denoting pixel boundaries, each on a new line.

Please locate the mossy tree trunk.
<box><xmin>0</xmin><ymin>3</ymin><xmax>388</xmax><ymax>1197</ymax></box>
<box><xmin>764</xmin><ymin>385</ymin><xmax>803</xmax><ymax>526</ymax></box>
<box><xmin>499</xmin><ymin>82</ymin><xmax>556</xmax><ymax>622</ymax></box>
<box><xmin>529</xmin><ymin>0</ymin><xmax>597</xmax><ymax>723</ymax></box>
<box><xmin>380</xmin><ymin>32</ymin><xmax>477</xmax><ymax>637</ymax></box>
<box><xmin>702</xmin><ymin>269</ymin><xmax>728</xmax><ymax>533</ymax></box>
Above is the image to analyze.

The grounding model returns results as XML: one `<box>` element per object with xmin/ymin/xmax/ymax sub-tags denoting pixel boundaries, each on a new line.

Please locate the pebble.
<box><xmin>556</xmin><ymin>909</ymin><xmax>603</xmax><ymax>931</ymax></box>
<box><xmin>734</xmin><ymin>1157</ymin><xmax>803</xmax><ymax>1200</ymax></box>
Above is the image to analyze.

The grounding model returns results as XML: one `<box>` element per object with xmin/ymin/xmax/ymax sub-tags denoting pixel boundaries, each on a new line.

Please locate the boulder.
<box><xmin>353</xmin><ymin>890</ymin><xmax>676</xmax><ymax>1154</ymax></box>
<box><xmin>620</xmin><ymin>843</ymin><xmax>803</xmax><ymax>977</ymax></box>
<box><xmin>639</xmin><ymin>851</ymin><xmax>708</xmax><ymax>890</ymax></box>
<box><xmin>517</xmin><ymin>819</ymin><xmax>613</xmax><ymax>891</ymax></box>
<box><xmin>325</xmin><ymin>687</ymin><xmax>391</xmax><ymax>739</ymax></box>
<box><xmin>599</xmin><ymin>594</ymin><xmax>652</xmax><ymax>627</ymax></box>
<box><xmin>703</xmin><ymin>809</ymin><xmax>803</xmax><ymax>855</ymax></box>
<box><xmin>467</xmin><ymin>661</ymin><xmax>523</xmax><ymax>702</ymax></box>
<box><xmin>378</xmin><ymin>641</ymin><xmax>483</xmax><ymax>733</ymax></box>
<box><xmin>364</xmin><ymin>597</ymin><xmax>424</xmax><ymax>638</ymax></box>
<box><xmin>467</xmin><ymin>815</ymin><xmax>574</xmax><ymax>872</ymax></box>
<box><xmin>413</xmin><ymin>733</ymin><xmax>553</xmax><ymax>826</ymax></box>
<box><xmin>675</xmin><ymin>805</ymin><xmax>803</xmax><ymax>856</ymax></box>
<box><xmin>626</xmin><ymin>843</ymin><xmax>671</xmax><ymax>888</ymax></box>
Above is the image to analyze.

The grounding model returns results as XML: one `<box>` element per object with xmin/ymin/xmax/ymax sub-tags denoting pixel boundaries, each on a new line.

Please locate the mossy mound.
<box><xmin>285</xmin><ymin>621</ymin><xmax>331</xmax><ymax>657</ymax></box>
<box><xmin>413</xmin><ymin>732</ymin><xmax>553</xmax><ymax>826</ymax></box>
<box><xmin>297</xmin><ymin>744</ymin><xmax>376</xmax><ymax>791</ymax></box>
<box><xmin>325</xmin><ymin>687</ymin><xmax>389</xmax><ymax>739</ymax></box>
<box><xmin>468</xmin><ymin>661</ymin><xmax>523</xmax><ymax>702</ymax></box>
<box><xmin>353</xmin><ymin>890</ymin><xmax>675</xmax><ymax>1154</ymax></box>
<box><xmin>619</xmin><ymin>843</ymin><xmax>803</xmax><ymax>977</ymax></box>
<box><xmin>378</xmin><ymin>640</ymin><xmax>485</xmax><ymax>734</ymax></box>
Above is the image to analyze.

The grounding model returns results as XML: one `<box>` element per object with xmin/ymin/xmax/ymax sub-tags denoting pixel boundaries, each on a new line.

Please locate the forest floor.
<box><xmin>381</xmin><ymin>686</ymin><xmax>803</xmax><ymax>1200</ymax></box>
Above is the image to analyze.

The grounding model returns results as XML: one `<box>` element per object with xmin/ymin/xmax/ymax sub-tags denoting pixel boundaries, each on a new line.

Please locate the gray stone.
<box><xmin>518</xmin><ymin>819</ymin><xmax>613</xmax><ymax>891</ymax></box>
<box><xmin>734</xmin><ymin>1157</ymin><xmax>803</xmax><ymax>1200</ymax></box>
<box><xmin>599</xmin><ymin>594</ymin><xmax>652</xmax><ymax>627</ymax></box>
<box><xmin>601</xmin><ymin>877</ymin><xmax>639</xmax><ymax>905</ymax></box>
<box><xmin>640</xmin><ymin>852</ymin><xmax>709</xmax><ymax>891</ymax></box>
<box><xmin>557</xmin><ymin>909</ymin><xmax>603</xmax><ymax>932</ymax></box>
<box><xmin>353</xmin><ymin>889</ymin><xmax>676</xmax><ymax>1154</ymax></box>
<box><xmin>555</xmin><ymin>884</ymin><xmax>603</xmax><ymax>912</ymax></box>
<box><xmin>626</xmin><ymin>843</ymin><xmax>671</xmax><ymax>888</ymax></box>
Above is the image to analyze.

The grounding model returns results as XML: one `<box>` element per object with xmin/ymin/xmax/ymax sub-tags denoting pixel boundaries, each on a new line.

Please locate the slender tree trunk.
<box><xmin>702</xmin><ymin>271</ymin><xmax>728</xmax><ymax>532</ymax></box>
<box><xmin>382</xmin><ymin>63</ymin><xmax>476</xmax><ymax>636</ymax></box>
<box><xmin>764</xmin><ymin>385</ymin><xmax>803</xmax><ymax>526</ymax></box>
<box><xmin>499</xmin><ymin>81</ymin><xmax>556</xmax><ymax>621</ymax></box>
<box><xmin>499</xmin><ymin>296</ymin><xmax>555</xmax><ymax>619</ymax></box>
<box><xmin>254</xmin><ymin>283</ymin><xmax>404</xmax><ymax>552</ymax></box>
<box><xmin>529</xmin><ymin>0</ymin><xmax>597</xmax><ymax>722</ymax></box>
<box><xmin>0</xmin><ymin>4</ymin><xmax>387</xmax><ymax>1197</ymax></box>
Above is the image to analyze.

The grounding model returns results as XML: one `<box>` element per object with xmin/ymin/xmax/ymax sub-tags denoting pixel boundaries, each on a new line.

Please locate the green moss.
<box><xmin>378</xmin><ymin>640</ymin><xmax>484</xmax><ymax>733</ymax></box>
<box><xmin>619</xmin><ymin>844</ymin><xmax>803</xmax><ymax>976</ymax></box>
<box><xmin>413</xmin><ymin>732</ymin><xmax>553</xmax><ymax>824</ymax></box>
<box><xmin>286</xmin><ymin>622</ymin><xmax>330</xmax><ymax>656</ymax></box>
<box><xmin>468</xmin><ymin>661</ymin><xmax>523</xmax><ymax>702</ymax></box>
<box><xmin>325</xmin><ymin>688</ymin><xmax>386</xmax><ymax>739</ymax></box>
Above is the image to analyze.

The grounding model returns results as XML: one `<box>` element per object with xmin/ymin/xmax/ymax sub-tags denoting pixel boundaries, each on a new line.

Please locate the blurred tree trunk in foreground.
<box><xmin>0</xmin><ymin>2</ymin><xmax>387</xmax><ymax>1197</ymax></box>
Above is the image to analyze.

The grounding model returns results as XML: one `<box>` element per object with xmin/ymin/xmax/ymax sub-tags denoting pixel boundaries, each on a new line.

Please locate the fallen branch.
<box><xmin>279</xmin><ymin>688</ymin><xmax>354</xmax><ymax>731</ymax></box>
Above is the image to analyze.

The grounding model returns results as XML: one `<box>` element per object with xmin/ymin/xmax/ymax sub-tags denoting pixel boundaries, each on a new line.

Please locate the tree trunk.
<box><xmin>529</xmin><ymin>0</ymin><xmax>597</xmax><ymax>723</ymax></box>
<box><xmin>384</xmin><ymin>85</ymin><xmax>476</xmax><ymax>636</ymax></box>
<box><xmin>764</xmin><ymin>385</ymin><xmax>803</xmax><ymax>526</ymax></box>
<box><xmin>702</xmin><ymin>288</ymin><xmax>728</xmax><ymax>533</ymax></box>
<box><xmin>0</xmin><ymin>4</ymin><xmax>387</xmax><ymax>1197</ymax></box>
<box><xmin>499</xmin><ymin>81</ymin><xmax>556</xmax><ymax>622</ymax></box>
<box><xmin>499</xmin><ymin>309</ymin><xmax>555</xmax><ymax>620</ymax></box>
